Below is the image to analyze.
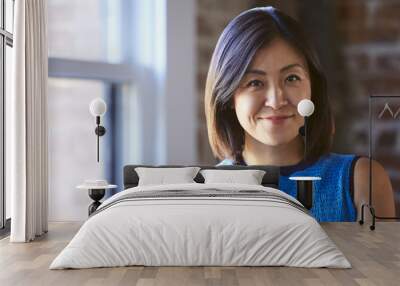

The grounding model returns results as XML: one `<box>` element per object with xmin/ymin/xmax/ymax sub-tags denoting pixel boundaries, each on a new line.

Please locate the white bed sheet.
<box><xmin>50</xmin><ymin>183</ymin><xmax>351</xmax><ymax>269</ymax></box>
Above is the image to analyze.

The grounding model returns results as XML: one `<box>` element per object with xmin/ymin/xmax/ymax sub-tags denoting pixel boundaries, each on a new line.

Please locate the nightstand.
<box><xmin>77</xmin><ymin>183</ymin><xmax>117</xmax><ymax>216</ymax></box>
<box><xmin>289</xmin><ymin>176</ymin><xmax>321</xmax><ymax>209</ymax></box>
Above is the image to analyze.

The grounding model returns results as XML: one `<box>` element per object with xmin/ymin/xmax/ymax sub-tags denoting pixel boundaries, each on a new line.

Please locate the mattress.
<box><xmin>49</xmin><ymin>183</ymin><xmax>351</xmax><ymax>269</ymax></box>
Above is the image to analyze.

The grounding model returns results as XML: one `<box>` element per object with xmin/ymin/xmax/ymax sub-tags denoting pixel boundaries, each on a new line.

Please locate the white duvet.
<box><xmin>50</xmin><ymin>183</ymin><xmax>351</xmax><ymax>269</ymax></box>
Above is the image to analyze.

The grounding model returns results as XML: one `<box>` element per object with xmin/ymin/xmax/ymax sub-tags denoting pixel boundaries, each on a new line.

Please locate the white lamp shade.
<box><xmin>297</xmin><ymin>99</ymin><xmax>314</xmax><ymax>117</ymax></box>
<box><xmin>89</xmin><ymin>98</ymin><xmax>107</xmax><ymax>116</ymax></box>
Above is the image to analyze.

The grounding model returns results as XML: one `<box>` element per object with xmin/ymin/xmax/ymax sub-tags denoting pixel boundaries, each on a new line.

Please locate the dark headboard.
<box><xmin>123</xmin><ymin>165</ymin><xmax>280</xmax><ymax>190</ymax></box>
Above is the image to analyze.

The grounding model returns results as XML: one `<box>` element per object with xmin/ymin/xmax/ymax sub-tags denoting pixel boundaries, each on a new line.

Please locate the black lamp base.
<box><xmin>88</xmin><ymin>189</ymin><xmax>105</xmax><ymax>216</ymax></box>
<box><xmin>296</xmin><ymin>180</ymin><xmax>313</xmax><ymax>210</ymax></box>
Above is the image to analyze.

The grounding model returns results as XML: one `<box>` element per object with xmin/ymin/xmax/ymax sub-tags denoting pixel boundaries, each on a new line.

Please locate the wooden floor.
<box><xmin>0</xmin><ymin>222</ymin><xmax>399</xmax><ymax>286</ymax></box>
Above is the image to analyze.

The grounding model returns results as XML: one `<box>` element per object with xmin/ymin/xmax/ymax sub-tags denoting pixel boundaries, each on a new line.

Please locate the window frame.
<box><xmin>0</xmin><ymin>0</ymin><xmax>14</xmax><ymax>234</ymax></box>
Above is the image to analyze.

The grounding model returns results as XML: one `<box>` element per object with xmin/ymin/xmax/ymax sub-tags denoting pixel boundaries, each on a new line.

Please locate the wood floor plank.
<box><xmin>0</xmin><ymin>222</ymin><xmax>399</xmax><ymax>286</ymax></box>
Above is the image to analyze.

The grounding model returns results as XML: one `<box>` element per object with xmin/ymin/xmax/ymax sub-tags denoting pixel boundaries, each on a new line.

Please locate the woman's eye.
<box><xmin>246</xmin><ymin>80</ymin><xmax>264</xmax><ymax>88</ymax></box>
<box><xmin>286</xmin><ymin>74</ymin><xmax>301</xmax><ymax>83</ymax></box>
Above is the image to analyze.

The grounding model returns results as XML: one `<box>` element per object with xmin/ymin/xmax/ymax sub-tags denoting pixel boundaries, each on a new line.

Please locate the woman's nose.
<box><xmin>263</xmin><ymin>84</ymin><xmax>288</xmax><ymax>110</ymax></box>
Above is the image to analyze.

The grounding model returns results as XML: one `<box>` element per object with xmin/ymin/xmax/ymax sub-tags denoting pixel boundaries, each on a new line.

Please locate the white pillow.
<box><xmin>200</xmin><ymin>169</ymin><xmax>266</xmax><ymax>185</ymax></box>
<box><xmin>135</xmin><ymin>167</ymin><xmax>201</xmax><ymax>186</ymax></box>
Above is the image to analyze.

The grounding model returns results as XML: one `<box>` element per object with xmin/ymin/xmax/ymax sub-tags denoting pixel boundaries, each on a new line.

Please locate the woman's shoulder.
<box><xmin>352</xmin><ymin>155</ymin><xmax>395</xmax><ymax>217</ymax></box>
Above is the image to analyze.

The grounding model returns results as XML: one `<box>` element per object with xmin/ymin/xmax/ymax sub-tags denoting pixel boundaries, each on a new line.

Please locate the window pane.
<box><xmin>0</xmin><ymin>39</ymin><xmax>3</xmax><ymax>227</ymax></box>
<box><xmin>5</xmin><ymin>0</ymin><xmax>14</xmax><ymax>33</ymax></box>
<box><xmin>5</xmin><ymin>45</ymin><xmax>12</xmax><ymax>219</ymax></box>
<box><xmin>48</xmin><ymin>0</ymin><xmax>122</xmax><ymax>63</ymax></box>
<box><xmin>48</xmin><ymin>78</ymin><xmax>109</xmax><ymax>221</ymax></box>
<box><xmin>0</xmin><ymin>1</ymin><xmax>2</xmax><ymax>29</ymax></box>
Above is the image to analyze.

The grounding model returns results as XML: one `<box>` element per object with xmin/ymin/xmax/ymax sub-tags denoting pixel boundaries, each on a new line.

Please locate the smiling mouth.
<box><xmin>258</xmin><ymin>115</ymin><xmax>295</xmax><ymax>124</ymax></box>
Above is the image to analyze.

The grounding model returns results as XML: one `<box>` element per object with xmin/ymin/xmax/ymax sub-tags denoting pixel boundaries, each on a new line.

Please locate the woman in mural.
<box><xmin>204</xmin><ymin>6</ymin><xmax>395</xmax><ymax>222</ymax></box>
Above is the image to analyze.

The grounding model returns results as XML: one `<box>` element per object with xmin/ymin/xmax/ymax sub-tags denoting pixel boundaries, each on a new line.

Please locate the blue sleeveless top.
<box><xmin>217</xmin><ymin>153</ymin><xmax>360</xmax><ymax>222</ymax></box>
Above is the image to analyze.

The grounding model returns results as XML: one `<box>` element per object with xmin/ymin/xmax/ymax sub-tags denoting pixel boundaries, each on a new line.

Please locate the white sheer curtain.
<box><xmin>7</xmin><ymin>0</ymin><xmax>48</xmax><ymax>242</ymax></box>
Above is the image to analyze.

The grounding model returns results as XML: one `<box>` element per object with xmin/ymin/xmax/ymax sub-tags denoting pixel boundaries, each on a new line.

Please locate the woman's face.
<box><xmin>233</xmin><ymin>37</ymin><xmax>312</xmax><ymax>146</ymax></box>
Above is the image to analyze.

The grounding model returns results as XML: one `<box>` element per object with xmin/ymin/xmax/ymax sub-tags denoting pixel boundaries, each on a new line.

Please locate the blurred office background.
<box><xmin>44</xmin><ymin>0</ymin><xmax>400</xmax><ymax>221</ymax></box>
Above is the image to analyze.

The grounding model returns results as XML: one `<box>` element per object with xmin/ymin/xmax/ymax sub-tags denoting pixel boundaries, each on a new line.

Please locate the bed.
<box><xmin>49</xmin><ymin>165</ymin><xmax>350</xmax><ymax>269</ymax></box>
